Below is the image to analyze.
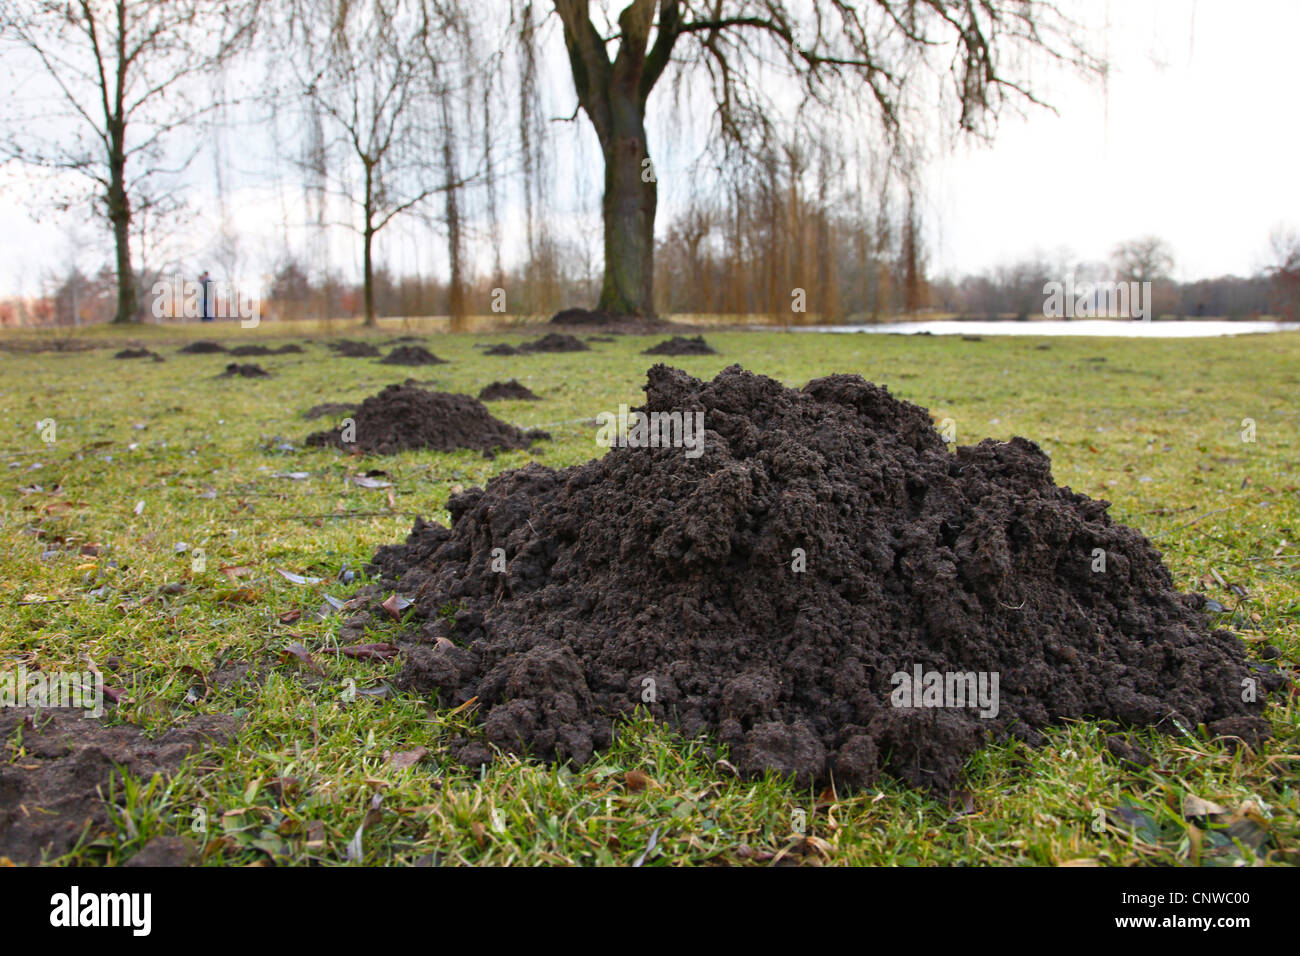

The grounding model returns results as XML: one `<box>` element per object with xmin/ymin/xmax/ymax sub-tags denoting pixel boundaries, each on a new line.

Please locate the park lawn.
<box><xmin>1</xmin><ymin>323</ymin><xmax>1296</xmax><ymax>866</ymax></box>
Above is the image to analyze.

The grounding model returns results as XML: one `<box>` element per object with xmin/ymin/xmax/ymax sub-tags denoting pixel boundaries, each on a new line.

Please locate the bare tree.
<box><xmin>0</xmin><ymin>1</ymin><xmax>261</xmax><ymax>323</ymax></box>
<box><xmin>1266</xmin><ymin>225</ymin><xmax>1300</xmax><ymax>320</ymax></box>
<box><xmin>1111</xmin><ymin>235</ymin><xmax>1175</xmax><ymax>285</ymax></box>
<box><xmin>546</xmin><ymin>0</ymin><xmax>1098</xmax><ymax>317</ymax></box>
<box><xmin>283</xmin><ymin>0</ymin><xmax>478</xmax><ymax>327</ymax></box>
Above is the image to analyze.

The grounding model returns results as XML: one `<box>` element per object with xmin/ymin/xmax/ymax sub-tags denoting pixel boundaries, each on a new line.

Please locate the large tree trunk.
<box><xmin>555</xmin><ymin>0</ymin><xmax>670</xmax><ymax>318</ymax></box>
<box><xmin>598</xmin><ymin>94</ymin><xmax>656</xmax><ymax>316</ymax></box>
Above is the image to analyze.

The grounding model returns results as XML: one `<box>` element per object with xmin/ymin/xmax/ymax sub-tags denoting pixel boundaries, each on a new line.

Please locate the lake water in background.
<box><xmin>788</xmin><ymin>319</ymin><xmax>1300</xmax><ymax>338</ymax></box>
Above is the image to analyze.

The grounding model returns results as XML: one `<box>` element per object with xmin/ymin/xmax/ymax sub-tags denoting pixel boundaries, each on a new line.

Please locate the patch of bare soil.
<box><xmin>0</xmin><ymin>709</ymin><xmax>236</xmax><ymax>864</ymax></box>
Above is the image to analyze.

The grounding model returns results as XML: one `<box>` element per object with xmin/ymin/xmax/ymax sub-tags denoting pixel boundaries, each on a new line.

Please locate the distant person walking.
<box><xmin>199</xmin><ymin>270</ymin><xmax>214</xmax><ymax>322</ymax></box>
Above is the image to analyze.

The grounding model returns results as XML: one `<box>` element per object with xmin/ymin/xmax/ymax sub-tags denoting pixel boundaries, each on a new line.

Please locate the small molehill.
<box><xmin>379</xmin><ymin>345</ymin><xmax>448</xmax><ymax>366</ymax></box>
<box><xmin>484</xmin><ymin>343</ymin><xmax>520</xmax><ymax>356</ymax></box>
<box><xmin>479</xmin><ymin>380</ymin><xmax>541</xmax><ymax>401</ymax></box>
<box><xmin>114</xmin><ymin>348</ymin><xmax>164</xmax><ymax>362</ymax></box>
<box><xmin>306</xmin><ymin>384</ymin><xmax>548</xmax><ymax>456</ymax></box>
<box><xmin>328</xmin><ymin>340</ymin><xmax>382</xmax><ymax>357</ymax></box>
<box><xmin>551</xmin><ymin>307</ymin><xmax>620</xmax><ymax>325</ymax></box>
<box><xmin>177</xmin><ymin>340</ymin><xmax>227</xmax><ymax>354</ymax></box>
<box><xmin>548</xmin><ymin>306</ymin><xmax>684</xmax><ymax>333</ymax></box>
<box><xmin>519</xmin><ymin>333</ymin><xmax>589</xmax><ymax>353</ymax></box>
<box><xmin>642</xmin><ymin>335</ymin><xmax>718</xmax><ymax>356</ymax></box>
<box><xmin>219</xmin><ymin>362</ymin><xmax>270</xmax><ymax>378</ymax></box>
<box><xmin>229</xmin><ymin>343</ymin><xmax>304</xmax><ymax>356</ymax></box>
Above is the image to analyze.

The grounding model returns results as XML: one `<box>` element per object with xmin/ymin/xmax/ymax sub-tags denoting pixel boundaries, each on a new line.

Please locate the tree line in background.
<box><xmin>15</xmin><ymin>219</ymin><xmax>1297</xmax><ymax>327</ymax></box>
<box><xmin>2</xmin><ymin>2</ymin><xmax>1296</xmax><ymax>329</ymax></box>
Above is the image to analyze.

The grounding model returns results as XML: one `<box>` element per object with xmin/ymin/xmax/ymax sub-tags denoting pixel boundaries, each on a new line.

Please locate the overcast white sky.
<box><xmin>928</xmin><ymin>0</ymin><xmax>1300</xmax><ymax>280</ymax></box>
<box><xmin>1</xmin><ymin>0</ymin><xmax>1297</xmax><ymax>297</ymax></box>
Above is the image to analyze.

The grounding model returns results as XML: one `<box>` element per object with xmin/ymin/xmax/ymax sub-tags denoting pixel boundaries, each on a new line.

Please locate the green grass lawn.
<box><xmin>2</xmin><ymin>323</ymin><xmax>1297</xmax><ymax>866</ymax></box>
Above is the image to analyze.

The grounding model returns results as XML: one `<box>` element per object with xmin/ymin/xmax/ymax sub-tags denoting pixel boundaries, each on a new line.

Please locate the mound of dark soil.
<box><xmin>484</xmin><ymin>343</ymin><xmax>520</xmax><ymax>356</ymax></box>
<box><xmin>362</xmin><ymin>364</ymin><xmax>1281</xmax><ymax>793</ymax></box>
<box><xmin>387</xmin><ymin>336</ymin><xmax>425</xmax><ymax>344</ymax></box>
<box><xmin>519</xmin><ymin>333</ymin><xmax>590</xmax><ymax>353</ymax></box>
<box><xmin>114</xmin><ymin>348</ymin><xmax>164</xmax><ymax>361</ymax></box>
<box><xmin>219</xmin><ymin>362</ymin><xmax>270</xmax><ymax>378</ymax></box>
<box><xmin>306</xmin><ymin>384</ymin><xmax>548</xmax><ymax>456</ymax></box>
<box><xmin>643</xmin><ymin>335</ymin><xmax>718</xmax><ymax>356</ymax></box>
<box><xmin>229</xmin><ymin>343</ymin><xmax>303</xmax><ymax>356</ymax></box>
<box><xmin>551</xmin><ymin>307</ymin><xmax>620</xmax><ymax>325</ymax></box>
<box><xmin>379</xmin><ymin>345</ymin><xmax>448</xmax><ymax>366</ymax></box>
<box><xmin>586</xmin><ymin>335</ymin><xmax>618</xmax><ymax>343</ymax></box>
<box><xmin>303</xmin><ymin>401</ymin><xmax>357</xmax><ymax>420</ymax></box>
<box><xmin>478</xmin><ymin>380</ymin><xmax>541</xmax><ymax>401</ymax></box>
<box><xmin>328</xmin><ymin>340</ymin><xmax>382</xmax><ymax>357</ymax></box>
<box><xmin>0</xmin><ymin>708</ymin><xmax>234</xmax><ymax>864</ymax></box>
<box><xmin>549</xmin><ymin>307</ymin><xmax>688</xmax><ymax>334</ymax></box>
<box><xmin>177</xmin><ymin>340</ymin><xmax>228</xmax><ymax>354</ymax></box>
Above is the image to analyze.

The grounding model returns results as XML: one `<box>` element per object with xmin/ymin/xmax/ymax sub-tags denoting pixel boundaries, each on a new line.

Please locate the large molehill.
<box><xmin>357</xmin><ymin>365</ymin><xmax>1279</xmax><ymax>792</ymax></box>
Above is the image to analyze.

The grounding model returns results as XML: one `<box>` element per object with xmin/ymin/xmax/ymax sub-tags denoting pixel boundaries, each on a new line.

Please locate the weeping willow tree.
<box><xmin>275</xmin><ymin>0</ymin><xmax>484</xmax><ymax>326</ymax></box>
<box><xmin>545</xmin><ymin>0</ymin><xmax>1099</xmax><ymax>317</ymax></box>
<box><xmin>0</xmin><ymin>1</ymin><xmax>261</xmax><ymax>323</ymax></box>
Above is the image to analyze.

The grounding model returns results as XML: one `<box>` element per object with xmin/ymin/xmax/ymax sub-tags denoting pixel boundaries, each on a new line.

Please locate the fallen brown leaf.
<box><xmin>381</xmin><ymin>593</ymin><xmax>413</xmax><ymax>620</ymax></box>
<box><xmin>387</xmin><ymin>747</ymin><xmax>428</xmax><ymax>770</ymax></box>
<box><xmin>280</xmin><ymin>642</ymin><xmax>324</xmax><ymax>674</ymax></box>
